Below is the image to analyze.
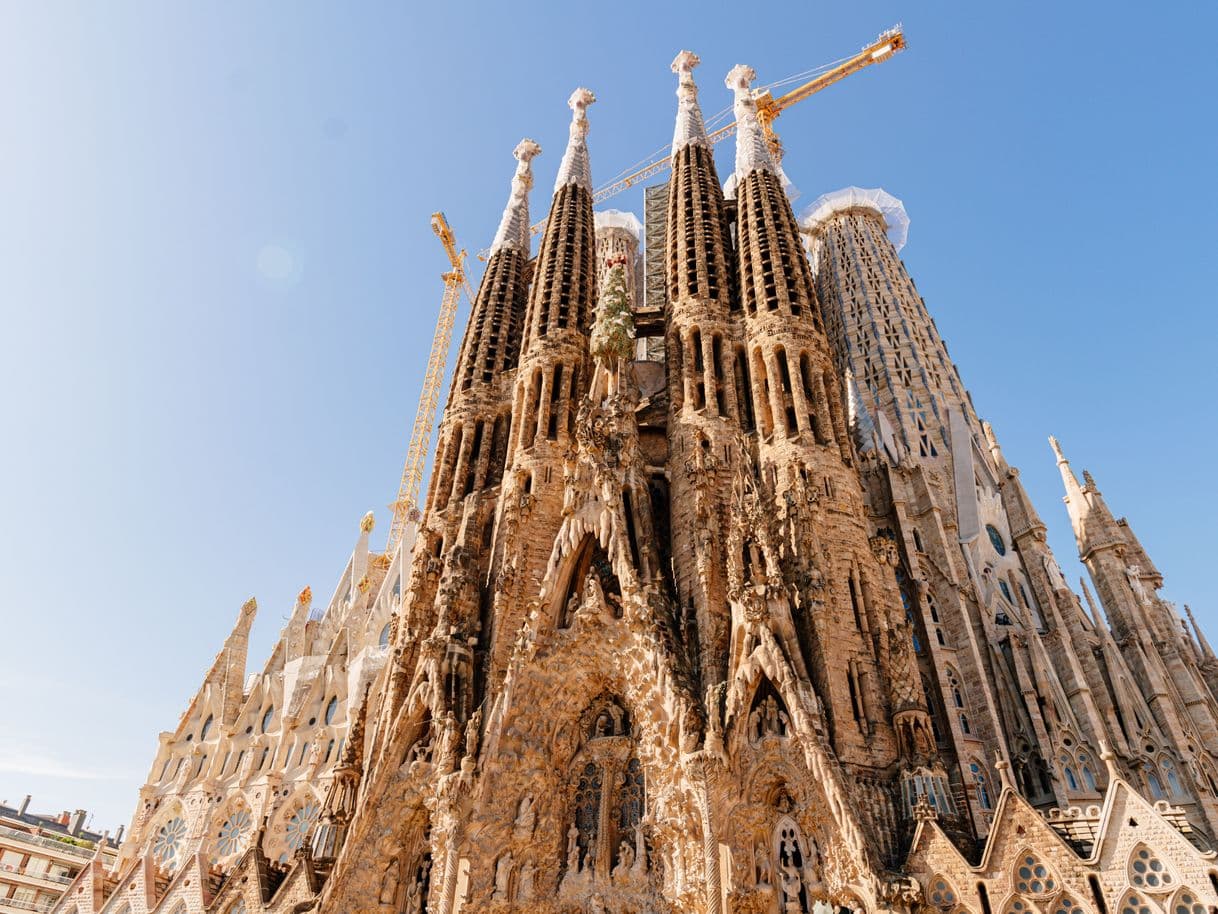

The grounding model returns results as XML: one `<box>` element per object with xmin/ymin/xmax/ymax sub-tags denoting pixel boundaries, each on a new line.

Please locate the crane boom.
<box><xmin>386</xmin><ymin>212</ymin><xmax>469</xmax><ymax>556</ymax></box>
<box><xmin>478</xmin><ymin>25</ymin><xmax>905</xmax><ymax>259</ymax></box>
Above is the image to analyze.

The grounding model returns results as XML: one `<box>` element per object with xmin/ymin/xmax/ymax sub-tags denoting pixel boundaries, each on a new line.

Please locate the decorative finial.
<box><xmin>241</xmin><ymin>597</ymin><xmax>257</xmax><ymax>615</ymax></box>
<box><xmin>357</xmin><ymin>574</ymin><xmax>371</xmax><ymax>595</ymax></box>
<box><xmin>554</xmin><ymin>88</ymin><xmax>596</xmax><ymax>193</ymax></box>
<box><xmin>297</xmin><ymin>586</ymin><xmax>312</xmax><ymax>607</ymax></box>
<box><xmin>671</xmin><ymin>51</ymin><xmax>708</xmax><ymax>153</ymax></box>
<box><xmin>360</xmin><ymin>511</ymin><xmax>376</xmax><ymax>534</ymax></box>
<box><xmin>725</xmin><ymin>64</ymin><xmax>775</xmax><ymax>179</ymax></box>
<box><xmin>994</xmin><ymin>751</ymin><xmax>1015</xmax><ymax>792</ymax></box>
<box><xmin>490</xmin><ymin>138</ymin><xmax>542</xmax><ymax>256</ymax></box>
<box><xmin>1048</xmin><ymin>435</ymin><xmax>1066</xmax><ymax>463</ymax></box>
<box><xmin>1099</xmin><ymin>740</ymin><xmax>1120</xmax><ymax>783</ymax></box>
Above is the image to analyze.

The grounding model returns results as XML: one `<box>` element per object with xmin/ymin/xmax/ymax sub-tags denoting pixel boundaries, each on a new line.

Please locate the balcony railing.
<box><xmin>0</xmin><ymin>825</ymin><xmax>94</xmax><ymax>859</ymax></box>
<box><xmin>0</xmin><ymin>897</ymin><xmax>56</xmax><ymax>913</ymax></box>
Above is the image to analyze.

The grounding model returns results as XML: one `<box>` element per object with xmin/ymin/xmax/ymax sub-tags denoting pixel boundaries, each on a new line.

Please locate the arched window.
<box><xmin>200</xmin><ymin>714</ymin><xmax>214</xmax><ymax>741</ymax></box>
<box><xmin>946</xmin><ymin>667</ymin><xmax>970</xmax><ymax>734</ymax></box>
<box><xmin>1060</xmin><ymin>756</ymin><xmax>1079</xmax><ymax>791</ymax></box>
<box><xmin>1053</xmin><ymin>895</ymin><xmax>1087</xmax><ymax>914</ymax></box>
<box><xmin>928</xmin><ymin>875</ymin><xmax>958</xmax><ymax>909</ymax></box>
<box><xmin>1169</xmin><ymin>887</ymin><xmax>1207</xmax><ymax>914</ymax></box>
<box><xmin>1145</xmin><ymin>766</ymin><xmax>1166</xmax><ymax>800</ymax></box>
<box><xmin>970</xmin><ymin>761</ymin><xmax>993</xmax><ymax>810</ymax></box>
<box><xmin>1013</xmin><ymin>853</ymin><xmax>1056</xmax><ymax>895</ymax></box>
<box><xmin>325</xmin><ymin>696</ymin><xmax>339</xmax><ymax>726</ymax></box>
<box><xmin>986</xmin><ymin>524</ymin><xmax>1006</xmax><ymax>556</ymax></box>
<box><xmin>1004</xmin><ymin>896</ymin><xmax>1035</xmax><ymax>914</ymax></box>
<box><xmin>1161</xmin><ymin>758</ymin><xmax>1183</xmax><ymax>798</ymax></box>
<box><xmin>261</xmin><ymin>706</ymin><xmax>274</xmax><ymax>733</ymax></box>
<box><xmin>379</xmin><ymin>622</ymin><xmax>391</xmax><ymax>648</ymax></box>
<box><xmin>1119</xmin><ymin>891</ymin><xmax>1154</xmax><ymax>914</ymax></box>
<box><xmin>1128</xmin><ymin>845</ymin><xmax>1175</xmax><ymax>892</ymax></box>
<box><xmin>773</xmin><ymin>815</ymin><xmax>814</xmax><ymax>913</ymax></box>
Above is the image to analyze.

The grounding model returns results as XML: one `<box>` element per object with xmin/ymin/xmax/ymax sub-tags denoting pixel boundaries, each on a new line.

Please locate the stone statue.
<box><xmin>493</xmin><ymin>851</ymin><xmax>513</xmax><ymax>900</ymax></box>
<box><xmin>755</xmin><ymin>842</ymin><xmax>773</xmax><ymax>887</ymax></box>
<box><xmin>566</xmin><ymin>824</ymin><xmax>580</xmax><ymax>872</ymax></box>
<box><xmin>517</xmin><ymin>860</ymin><xmax>535</xmax><ymax>901</ymax></box>
<box><xmin>464</xmin><ymin>707</ymin><xmax>482</xmax><ymax>759</ymax></box>
<box><xmin>613</xmin><ymin>838</ymin><xmax>634</xmax><ymax>878</ymax></box>
<box><xmin>514</xmin><ymin>795</ymin><xmax>535</xmax><ymax>839</ymax></box>
<box><xmin>1126</xmin><ymin>564</ymin><xmax>1150</xmax><ymax>604</ymax></box>
<box><xmin>377</xmin><ymin>857</ymin><xmax>400</xmax><ymax>905</ymax></box>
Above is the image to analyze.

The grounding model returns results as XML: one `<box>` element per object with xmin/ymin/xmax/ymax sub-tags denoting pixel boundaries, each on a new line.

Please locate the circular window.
<box><xmin>216</xmin><ymin>808</ymin><xmax>251</xmax><ymax>858</ymax></box>
<box><xmin>986</xmin><ymin>524</ymin><xmax>1007</xmax><ymax>556</ymax></box>
<box><xmin>153</xmin><ymin>816</ymin><xmax>187</xmax><ymax>870</ymax></box>
<box><xmin>284</xmin><ymin>800</ymin><xmax>321</xmax><ymax>853</ymax></box>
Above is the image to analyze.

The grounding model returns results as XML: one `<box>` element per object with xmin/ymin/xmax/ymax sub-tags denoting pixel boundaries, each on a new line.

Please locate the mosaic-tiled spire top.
<box><xmin>554</xmin><ymin>87</ymin><xmax>595</xmax><ymax>193</ymax></box>
<box><xmin>490</xmin><ymin>138</ymin><xmax>542</xmax><ymax>256</ymax></box>
<box><xmin>671</xmin><ymin>50</ymin><xmax>708</xmax><ymax>153</ymax></box>
<box><xmin>725</xmin><ymin>63</ymin><xmax>776</xmax><ymax>178</ymax></box>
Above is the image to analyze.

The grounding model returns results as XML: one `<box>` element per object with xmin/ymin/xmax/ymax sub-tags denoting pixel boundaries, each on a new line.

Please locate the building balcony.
<box><xmin>0</xmin><ymin>866</ymin><xmax>74</xmax><ymax>887</ymax></box>
<box><xmin>0</xmin><ymin>901</ymin><xmax>56</xmax><ymax>914</ymax></box>
<box><xmin>0</xmin><ymin>827</ymin><xmax>93</xmax><ymax>860</ymax></box>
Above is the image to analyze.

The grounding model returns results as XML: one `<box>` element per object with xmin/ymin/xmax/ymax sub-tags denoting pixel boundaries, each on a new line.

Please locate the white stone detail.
<box><xmin>671</xmin><ymin>50</ymin><xmax>708</xmax><ymax>153</ymax></box>
<box><xmin>593</xmin><ymin>209</ymin><xmax>642</xmax><ymax>242</ymax></box>
<box><xmin>490</xmin><ymin>138</ymin><xmax>542</xmax><ymax>256</ymax></box>
<box><xmin>554</xmin><ymin>87</ymin><xmax>595</xmax><ymax>193</ymax></box>
<box><xmin>725</xmin><ymin>64</ymin><xmax>775</xmax><ymax>179</ymax></box>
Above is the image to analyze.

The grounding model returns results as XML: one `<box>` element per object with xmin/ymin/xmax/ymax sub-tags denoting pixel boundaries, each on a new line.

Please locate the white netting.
<box><xmin>489</xmin><ymin>139</ymin><xmax>541</xmax><ymax>256</ymax></box>
<box><xmin>594</xmin><ymin>209</ymin><xmax>642</xmax><ymax>241</ymax></box>
<box><xmin>671</xmin><ymin>50</ymin><xmax>709</xmax><ymax>153</ymax></box>
<box><xmin>799</xmin><ymin>186</ymin><xmax>909</xmax><ymax>252</ymax></box>
<box><xmin>554</xmin><ymin>88</ymin><xmax>595</xmax><ymax>193</ymax></box>
<box><xmin>725</xmin><ymin>64</ymin><xmax>776</xmax><ymax>179</ymax></box>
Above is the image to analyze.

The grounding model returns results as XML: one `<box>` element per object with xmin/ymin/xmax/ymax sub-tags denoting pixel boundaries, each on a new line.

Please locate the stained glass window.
<box><xmin>1053</xmin><ymin>896</ymin><xmax>1086</xmax><ymax>914</ymax></box>
<box><xmin>574</xmin><ymin>762</ymin><xmax>602</xmax><ymax>867</ymax></box>
<box><xmin>1173</xmin><ymin>889</ymin><xmax>1206</xmax><ymax>914</ymax></box>
<box><xmin>986</xmin><ymin>524</ymin><xmax>1006</xmax><ymax>556</ymax></box>
<box><xmin>929</xmin><ymin>876</ymin><xmax>957</xmax><ymax>909</ymax></box>
<box><xmin>1121</xmin><ymin>892</ymin><xmax>1153</xmax><ymax>914</ymax></box>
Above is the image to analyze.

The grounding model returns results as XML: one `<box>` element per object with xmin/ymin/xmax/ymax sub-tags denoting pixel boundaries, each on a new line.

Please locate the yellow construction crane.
<box><xmin>386</xmin><ymin>212</ymin><xmax>474</xmax><ymax>557</ymax></box>
<box><xmin>477</xmin><ymin>25</ymin><xmax>906</xmax><ymax>260</ymax></box>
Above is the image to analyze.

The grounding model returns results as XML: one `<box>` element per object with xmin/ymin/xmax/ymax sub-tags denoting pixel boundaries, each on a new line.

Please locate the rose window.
<box><xmin>152</xmin><ymin>816</ymin><xmax>187</xmax><ymax>869</ymax></box>
<box><xmin>1130</xmin><ymin>847</ymin><xmax>1174</xmax><ymax>891</ymax></box>
<box><xmin>1173</xmin><ymin>890</ymin><xmax>1206</xmax><ymax>914</ymax></box>
<box><xmin>284</xmin><ymin>800</ymin><xmax>321</xmax><ymax>854</ymax></box>
<box><xmin>216</xmin><ymin>808</ymin><xmax>252</xmax><ymax>858</ymax></box>
<box><xmin>1015</xmin><ymin>855</ymin><xmax>1056</xmax><ymax>895</ymax></box>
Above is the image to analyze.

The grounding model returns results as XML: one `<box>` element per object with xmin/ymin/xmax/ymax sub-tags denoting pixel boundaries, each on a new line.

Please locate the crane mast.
<box><xmin>386</xmin><ymin>212</ymin><xmax>471</xmax><ymax>557</ymax></box>
<box><xmin>477</xmin><ymin>25</ymin><xmax>905</xmax><ymax>260</ymax></box>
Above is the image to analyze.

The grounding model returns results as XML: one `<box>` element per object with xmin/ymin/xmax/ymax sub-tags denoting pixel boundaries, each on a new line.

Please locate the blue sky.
<box><xmin>1</xmin><ymin>3</ymin><xmax>1215</xmax><ymax>834</ymax></box>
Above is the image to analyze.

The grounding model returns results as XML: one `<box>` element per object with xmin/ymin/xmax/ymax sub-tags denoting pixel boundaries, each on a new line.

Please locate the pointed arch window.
<box><xmin>1119</xmin><ymin>891</ymin><xmax>1155</xmax><ymax>914</ymax></box>
<box><xmin>970</xmin><ymin>761</ymin><xmax>993</xmax><ymax>810</ymax></box>
<box><xmin>325</xmin><ymin>696</ymin><xmax>339</xmax><ymax>726</ymax></box>
<box><xmin>1170</xmin><ymin>888</ymin><xmax>1206</xmax><ymax>914</ymax></box>
<box><xmin>929</xmin><ymin>876</ymin><xmax>959</xmax><ymax>909</ymax></box>
<box><xmin>1053</xmin><ymin>896</ymin><xmax>1087</xmax><ymax>914</ymax></box>
<box><xmin>1004</xmin><ymin>895</ymin><xmax>1035</xmax><ymax>914</ymax></box>
<box><xmin>1128</xmin><ymin>845</ymin><xmax>1175</xmax><ymax>892</ymax></box>
<box><xmin>1014</xmin><ymin>853</ymin><xmax>1056</xmax><ymax>895</ymax></box>
<box><xmin>261</xmin><ymin>706</ymin><xmax>274</xmax><ymax>734</ymax></box>
<box><xmin>200</xmin><ymin>715</ymin><xmax>214</xmax><ymax>741</ymax></box>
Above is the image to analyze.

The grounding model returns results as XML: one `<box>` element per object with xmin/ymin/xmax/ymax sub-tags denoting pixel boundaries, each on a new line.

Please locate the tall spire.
<box><xmin>554</xmin><ymin>87</ymin><xmax>595</xmax><ymax>193</ymax></box>
<box><xmin>1050</xmin><ymin>435</ymin><xmax>1086</xmax><ymax>535</ymax></box>
<box><xmin>671</xmin><ymin>50</ymin><xmax>708</xmax><ymax>153</ymax></box>
<box><xmin>490</xmin><ymin>139</ymin><xmax>542</xmax><ymax>256</ymax></box>
<box><xmin>725</xmin><ymin>64</ymin><xmax>776</xmax><ymax>178</ymax></box>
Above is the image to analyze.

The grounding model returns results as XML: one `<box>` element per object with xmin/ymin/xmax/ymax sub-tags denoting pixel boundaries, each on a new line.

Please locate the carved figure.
<box><xmin>514</xmin><ymin>795</ymin><xmax>535</xmax><ymax>839</ymax></box>
<box><xmin>613</xmin><ymin>838</ymin><xmax>634</xmax><ymax>878</ymax></box>
<box><xmin>566</xmin><ymin>824</ymin><xmax>580</xmax><ymax>872</ymax></box>
<box><xmin>493</xmin><ymin>851</ymin><xmax>513</xmax><ymax>900</ymax></box>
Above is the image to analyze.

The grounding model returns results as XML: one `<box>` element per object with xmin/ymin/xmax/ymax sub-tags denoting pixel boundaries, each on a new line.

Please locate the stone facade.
<box><xmin>51</xmin><ymin>51</ymin><xmax>1218</xmax><ymax>914</ymax></box>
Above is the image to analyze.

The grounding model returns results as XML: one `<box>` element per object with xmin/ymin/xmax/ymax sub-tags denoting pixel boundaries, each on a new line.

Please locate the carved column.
<box><xmin>684</xmin><ymin>751</ymin><xmax>723</xmax><ymax>914</ymax></box>
<box><xmin>434</xmin><ymin>809</ymin><xmax>462</xmax><ymax>914</ymax></box>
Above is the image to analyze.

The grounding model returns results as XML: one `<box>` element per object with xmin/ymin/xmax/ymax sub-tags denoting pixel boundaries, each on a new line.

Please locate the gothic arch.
<box><xmin>1049</xmin><ymin>893</ymin><xmax>1088</xmax><ymax>914</ymax></box>
<box><xmin>552</xmin><ymin>533</ymin><xmax>622</xmax><ymax>627</ymax></box>
<box><xmin>1127</xmin><ymin>843</ymin><xmax>1178</xmax><ymax>894</ymax></box>
<box><xmin>1166</xmin><ymin>886</ymin><xmax>1207</xmax><ymax>914</ymax></box>
<box><xmin>1117</xmin><ymin>888</ymin><xmax>1160</xmax><ymax>914</ymax></box>
<box><xmin>927</xmin><ymin>874</ymin><xmax>961</xmax><ymax>910</ymax></box>
<box><xmin>267</xmin><ymin>788</ymin><xmax>323</xmax><ymax>864</ymax></box>
<box><xmin>1012</xmin><ymin>849</ymin><xmax>1058</xmax><ymax>897</ymax></box>
<box><xmin>1000</xmin><ymin>894</ymin><xmax>1037</xmax><ymax>914</ymax></box>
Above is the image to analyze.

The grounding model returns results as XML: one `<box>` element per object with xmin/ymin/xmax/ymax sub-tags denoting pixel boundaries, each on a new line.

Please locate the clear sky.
<box><xmin>1</xmin><ymin>2</ymin><xmax>1216</xmax><ymax>835</ymax></box>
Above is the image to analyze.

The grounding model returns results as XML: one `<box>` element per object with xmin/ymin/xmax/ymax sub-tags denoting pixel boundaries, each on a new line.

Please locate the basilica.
<box><xmin>52</xmin><ymin>50</ymin><xmax>1218</xmax><ymax>914</ymax></box>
